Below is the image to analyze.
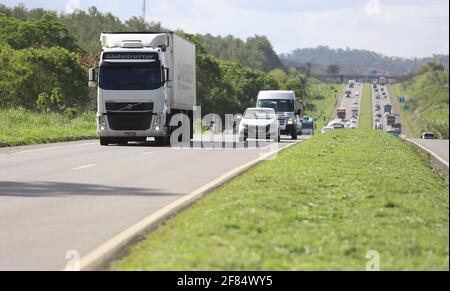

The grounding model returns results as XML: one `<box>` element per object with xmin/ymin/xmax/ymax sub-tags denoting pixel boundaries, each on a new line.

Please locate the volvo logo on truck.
<box><xmin>88</xmin><ymin>32</ymin><xmax>196</xmax><ymax>146</ymax></box>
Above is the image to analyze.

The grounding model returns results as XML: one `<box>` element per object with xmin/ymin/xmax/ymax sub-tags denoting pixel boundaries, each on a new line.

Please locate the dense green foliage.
<box><xmin>111</xmin><ymin>130</ymin><xmax>449</xmax><ymax>270</ymax></box>
<box><xmin>0</xmin><ymin>44</ymin><xmax>88</xmax><ymax>110</ymax></box>
<box><xmin>200</xmin><ymin>34</ymin><xmax>283</xmax><ymax>72</ymax></box>
<box><xmin>281</xmin><ymin>46</ymin><xmax>449</xmax><ymax>75</ymax></box>
<box><xmin>392</xmin><ymin>64</ymin><xmax>449</xmax><ymax>138</ymax></box>
<box><xmin>0</xmin><ymin>12</ymin><xmax>79</xmax><ymax>51</ymax></box>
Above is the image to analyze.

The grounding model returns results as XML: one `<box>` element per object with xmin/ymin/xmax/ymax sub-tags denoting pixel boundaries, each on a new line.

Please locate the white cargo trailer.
<box><xmin>89</xmin><ymin>32</ymin><xmax>196</xmax><ymax>146</ymax></box>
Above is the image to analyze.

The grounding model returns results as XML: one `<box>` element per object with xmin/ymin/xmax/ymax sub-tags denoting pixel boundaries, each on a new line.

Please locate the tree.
<box><xmin>0</xmin><ymin>46</ymin><xmax>89</xmax><ymax>110</ymax></box>
<box><xmin>327</xmin><ymin>64</ymin><xmax>340</xmax><ymax>77</ymax></box>
<box><xmin>269</xmin><ymin>68</ymin><xmax>288</xmax><ymax>83</ymax></box>
<box><xmin>0</xmin><ymin>13</ymin><xmax>80</xmax><ymax>52</ymax></box>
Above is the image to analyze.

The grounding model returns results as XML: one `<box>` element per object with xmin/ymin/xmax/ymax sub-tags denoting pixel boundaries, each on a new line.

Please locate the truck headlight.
<box><xmin>154</xmin><ymin>116</ymin><xmax>161</xmax><ymax>131</ymax></box>
<box><xmin>287</xmin><ymin>118</ymin><xmax>294</xmax><ymax>125</ymax></box>
<box><xmin>98</xmin><ymin>115</ymin><xmax>106</xmax><ymax>126</ymax></box>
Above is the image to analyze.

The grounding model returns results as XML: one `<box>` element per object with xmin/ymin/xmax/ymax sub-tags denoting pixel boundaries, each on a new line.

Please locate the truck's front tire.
<box><xmin>291</xmin><ymin>130</ymin><xmax>298</xmax><ymax>140</ymax></box>
<box><xmin>100</xmin><ymin>137</ymin><xmax>110</xmax><ymax>146</ymax></box>
<box><xmin>155</xmin><ymin>137</ymin><xmax>170</xmax><ymax>147</ymax></box>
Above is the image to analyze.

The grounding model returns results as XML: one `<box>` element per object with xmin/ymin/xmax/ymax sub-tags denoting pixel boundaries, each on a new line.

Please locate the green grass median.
<box><xmin>110</xmin><ymin>130</ymin><xmax>449</xmax><ymax>271</ymax></box>
<box><xmin>359</xmin><ymin>84</ymin><xmax>373</xmax><ymax>130</ymax></box>
<box><xmin>0</xmin><ymin>108</ymin><xmax>96</xmax><ymax>146</ymax></box>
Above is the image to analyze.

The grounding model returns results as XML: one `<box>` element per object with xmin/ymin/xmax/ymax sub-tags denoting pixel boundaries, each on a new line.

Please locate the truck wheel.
<box><xmin>155</xmin><ymin>137</ymin><xmax>170</xmax><ymax>147</ymax></box>
<box><xmin>100</xmin><ymin>138</ymin><xmax>109</xmax><ymax>146</ymax></box>
<box><xmin>291</xmin><ymin>130</ymin><xmax>298</xmax><ymax>140</ymax></box>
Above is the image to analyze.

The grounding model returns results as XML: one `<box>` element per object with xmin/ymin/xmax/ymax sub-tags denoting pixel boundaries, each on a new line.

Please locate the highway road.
<box><xmin>408</xmin><ymin>139</ymin><xmax>449</xmax><ymax>165</ymax></box>
<box><xmin>330</xmin><ymin>83</ymin><xmax>363</xmax><ymax>128</ymax></box>
<box><xmin>372</xmin><ymin>84</ymin><xmax>393</xmax><ymax>131</ymax></box>
<box><xmin>0</xmin><ymin>136</ymin><xmax>302</xmax><ymax>270</ymax></box>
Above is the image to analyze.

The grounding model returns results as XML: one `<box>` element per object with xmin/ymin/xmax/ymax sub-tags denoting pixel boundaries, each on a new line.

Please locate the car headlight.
<box><xmin>287</xmin><ymin>118</ymin><xmax>294</xmax><ymax>125</ymax></box>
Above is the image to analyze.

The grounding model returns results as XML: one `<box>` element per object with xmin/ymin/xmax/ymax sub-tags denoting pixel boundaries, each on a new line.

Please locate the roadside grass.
<box><xmin>0</xmin><ymin>108</ymin><xmax>96</xmax><ymax>146</ymax></box>
<box><xmin>110</xmin><ymin>130</ymin><xmax>449</xmax><ymax>271</ymax></box>
<box><xmin>391</xmin><ymin>71</ymin><xmax>449</xmax><ymax>139</ymax></box>
<box><xmin>308</xmin><ymin>83</ymin><xmax>344</xmax><ymax>130</ymax></box>
<box><xmin>359</xmin><ymin>84</ymin><xmax>373</xmax><ymax>130</ymax></box>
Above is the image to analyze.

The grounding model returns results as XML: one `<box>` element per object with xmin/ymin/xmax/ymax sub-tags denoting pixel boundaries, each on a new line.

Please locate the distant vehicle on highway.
<box><xmin>375</xmin><ymin>123</ymin><xmax>383</xmax><ymax>130</ymax></box>
<box><xmin>375</xmin><ymin>94</ymin><xmax>381</xmax><ymax>99</ymax></box>
<box><xmin>257</xmin><ymin>90</ymin><xmax>303</xmax><ymax>140</ymax></box>
<box><xmin>387</xmin><ymin>115</ymin><xmax>396</xmax><ymax>127</ymax></box>
<box><xmin>349</xmin><ymin>80</ymin><xmax>356</xmax><ymax>88</ymax></box>
<box><xmin>345</xmin><ymin>90</ymin><xmax>352</xmax><ymax>98</ymax></box>
<box><xmin>379</xmin><ymin>76</ymin><xmax>387</xmax><ymax>85</ymax></box>
<box><xmin>375</xmin><ymin>111</ymin><xmax>382</xmax><ymax>118</ymax></box>
<box><xmin>302</xmin><ymin>116</ymin><xmax>315</xmax><ymax>135</ymax></box>
<box><xmin>238</xmin><ymin>108</ymin><xmax>280</xmax><ymax>142</ymax></box>
<box><xmin>421</xmin><ymin>132</ymin><xmax>437</xmax><ymax>140</ymax></box>
<box><xmin>374</xmin><ymin>117</ymin><xmax>381</xmax><ymax>123</ymax></box>
<box><xmin>337</xmin><ymin>108</ymin><xmax>347</xmax><ymax>120</ymax></box>
<box><xmin>387</xmin><ymin>127</ymin><xmax>401</xmax><ymax>137</ymax></box>
<box><xmin>384</xmin><ymin>104</ymin><xmax>392</xmax><ymax>114</ymax></box>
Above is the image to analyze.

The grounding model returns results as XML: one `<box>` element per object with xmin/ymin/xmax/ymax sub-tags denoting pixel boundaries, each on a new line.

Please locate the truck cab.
<box><xmin>256</xmin><ymin>90</ymin><xmax>303</xmax><ymax>140</ymax></box>
<box><xmin>89</xmin><ymin>32</ymin><xmax>196</xmax><ymax>146</ymax></box>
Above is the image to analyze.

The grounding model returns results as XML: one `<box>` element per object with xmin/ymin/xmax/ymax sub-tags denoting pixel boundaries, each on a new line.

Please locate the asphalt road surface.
<box><xmin>372</xmin><ymin>84</ymin><xmax>393</xmax><ymax>130</ymax></box>
<box><xmin>331</xmin><ymin>83</ymin><xmax>363</xmax><ymax>128</ymax></box>
<box><xmin>408</xmin><ymin>139</ymin><xmax>449</xmax><ymax>164</ymax></box>
<box><xmin>0</xmin><ymin>136</ymin><xmax>304</xmax><ymax>270</ymax></box>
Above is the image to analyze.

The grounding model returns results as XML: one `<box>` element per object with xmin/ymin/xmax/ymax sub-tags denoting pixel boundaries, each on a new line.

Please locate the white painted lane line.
<box><xmin>11</xmin><ymin>143</ymin><xmax>97</xmax><ymax>155</ymax></box>
<box><xmin>72</xmin><ymin>163</ymin><xmax>96</xmax><ymax>171</ymax></box>
<box><xmin>142</xmin><ymin>151</ymin><xmax>155</xmax><ymax>155</ymax></box>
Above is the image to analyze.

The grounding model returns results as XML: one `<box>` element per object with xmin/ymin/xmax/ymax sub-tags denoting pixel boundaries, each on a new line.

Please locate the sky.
<box><xmin>1</xmin><ymin>0</ymin><xmax>449</xmax><ymax>58</ymax></box>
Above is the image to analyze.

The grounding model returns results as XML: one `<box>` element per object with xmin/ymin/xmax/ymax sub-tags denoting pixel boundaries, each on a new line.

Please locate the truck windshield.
<box><xmin>99</xmin><ymin>65</ymin><xmax>162</xmax><ymax>90</ymax></box>
<box><xmin>257</xmin><ymin>99</ymin><xmax>294</xmax><ymax>113</ymax></box>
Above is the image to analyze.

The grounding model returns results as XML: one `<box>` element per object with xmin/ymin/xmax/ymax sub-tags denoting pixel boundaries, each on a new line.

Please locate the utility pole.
<box><xmin>142</xmin><ymin>0</ymin><xmax>146</xmax><ymax>21</ymax></box>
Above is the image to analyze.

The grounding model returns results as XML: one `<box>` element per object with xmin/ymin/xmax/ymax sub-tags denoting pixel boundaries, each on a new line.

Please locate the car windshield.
<box><xmin>424</xmin><ymin>133</ymin><xmax>435</xmax><ymax>139</ymax></box>
<box><xmin>244</xmin><ymin>109</ymin><xmax>275</xmax><ymax>120</ymax></box>
<box><xmin>257</xmin><ymin>99</ymin><xmax>294</xmax><ymax>112</ymax></box>
<box><xmin>99</xmin><ymin>64</ymin><xmax>162</xmax><ymax>90</ymax></box>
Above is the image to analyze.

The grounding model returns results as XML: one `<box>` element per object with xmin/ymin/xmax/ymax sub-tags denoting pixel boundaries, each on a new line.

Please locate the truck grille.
<box><xmin>107</xmin><ymin>113</ymin><xmax>153</xmax><ymax>131</ymax></box>
<box><xmin>106</xmin><ymin>102</ymin><xmax>154</xmax><ymax>131</ymax></box>
<box><xmin>106</xmin><ymin>102</ymin><xmax>153</xmax><ymax>112</ymax></box>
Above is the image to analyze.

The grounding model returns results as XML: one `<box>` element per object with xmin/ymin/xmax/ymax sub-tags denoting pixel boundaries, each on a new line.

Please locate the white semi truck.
<box><xmin>88</xmin><ymin>32</ymin><xmax>196</xmax><ymax>146</ymax></box>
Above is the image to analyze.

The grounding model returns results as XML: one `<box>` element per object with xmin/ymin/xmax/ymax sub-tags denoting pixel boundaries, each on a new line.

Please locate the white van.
<box><xmin>256</xmin><ymin>90</ymin><xmax>303</xmax><ymax>140</ymax></box>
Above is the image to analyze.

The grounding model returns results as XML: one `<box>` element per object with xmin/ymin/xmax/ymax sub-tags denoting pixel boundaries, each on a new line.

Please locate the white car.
<box><xmin>239</xmin><ymin>108</ymin><xmax>280</xmax><ymax>142</ymax></box>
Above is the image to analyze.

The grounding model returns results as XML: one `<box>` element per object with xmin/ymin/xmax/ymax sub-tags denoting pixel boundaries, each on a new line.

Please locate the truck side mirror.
<box><xmin>88</xmin><ymin>68</ymin><xmax>97</xmax><ymax>88</ymax></box>
<box><xmin>163</xmin><ymin>67</ymin><xmax>170</xmax><ymax>85</ymax></box>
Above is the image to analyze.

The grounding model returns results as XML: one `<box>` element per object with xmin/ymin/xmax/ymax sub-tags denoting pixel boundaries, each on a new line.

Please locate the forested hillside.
<box><xmin>199</xmin><ymin>34</ymin><xmax>283</xmax><ymax>72</ymax></box>
<box><xmin>281</xmin><ymin>46</ymin><xmax>449</xmax><ymax>75</ymax></box>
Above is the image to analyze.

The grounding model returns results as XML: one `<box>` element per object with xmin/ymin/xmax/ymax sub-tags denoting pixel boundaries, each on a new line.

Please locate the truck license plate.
<box><xmin>124</xmin><ymin>132</ymin><xmax>137</xmax><ymax>137</ymax></box>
